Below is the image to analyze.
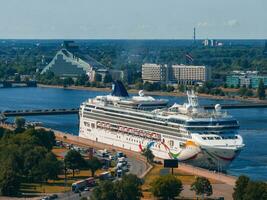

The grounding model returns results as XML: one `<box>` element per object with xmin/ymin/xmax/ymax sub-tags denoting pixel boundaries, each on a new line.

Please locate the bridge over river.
<box><xmin>1</xmin><ymin>103</ymin><xmax>267</xmax><ymax>118</ymax></box>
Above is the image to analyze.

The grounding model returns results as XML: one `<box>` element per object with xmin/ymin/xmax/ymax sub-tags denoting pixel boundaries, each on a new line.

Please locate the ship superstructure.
<box><xmin>79</xmin><ymin>81</ymin><xmax>244</xmax><ymax>170</ymax></box>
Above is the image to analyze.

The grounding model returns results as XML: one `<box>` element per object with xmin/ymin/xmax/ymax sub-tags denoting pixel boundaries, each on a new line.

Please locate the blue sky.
<box><xmin>0</xmin><ymin>0</ymin><xmax>266</xmax><ymax>39</ymax></box>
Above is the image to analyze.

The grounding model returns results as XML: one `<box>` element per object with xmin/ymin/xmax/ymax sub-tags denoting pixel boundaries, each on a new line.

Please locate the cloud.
<box><xmin>224</xmin><ymin>19</ymin><xmax>240</xmax><ymax>27</ymax></box>
<box><xmin>197</xmin><ymin>21</ymin><xmax>209</xmax><ymax>28</ymax></box>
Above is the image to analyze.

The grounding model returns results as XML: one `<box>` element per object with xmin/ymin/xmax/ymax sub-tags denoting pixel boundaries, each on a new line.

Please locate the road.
<box><xmin>57</xmin><ymin>158</ymin><xmax>147</xmax><ymax>200</ymax></box>
<box><xmin>58</xmin><ymin>190</ymin><xmax>91</xmax><ymax>200</ymax></box>
<box><xmin>53</xmin><ymin>133</ymin><xmax>149</xmax><ymax>200</ymax></box>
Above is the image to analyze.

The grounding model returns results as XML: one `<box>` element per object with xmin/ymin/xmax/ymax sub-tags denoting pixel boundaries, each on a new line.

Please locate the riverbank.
<box><xmin>49</xmin><ymin>127</ymin><xmax>237</xmax><ymax>200</ymax></box>
<box><xmin>38</xmin><ymin>84</ymin><xmax>267</xmax><ymax>103</ymax></box>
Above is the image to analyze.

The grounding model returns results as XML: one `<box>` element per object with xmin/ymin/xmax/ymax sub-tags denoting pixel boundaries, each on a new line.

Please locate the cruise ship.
<box><xmin>79</xmin><ymin>81</ymin><xmax>244</xmax><ymax>170</ymax></box>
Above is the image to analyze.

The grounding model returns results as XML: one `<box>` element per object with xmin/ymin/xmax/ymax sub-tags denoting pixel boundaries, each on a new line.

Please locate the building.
<box><xmin>171</xmin><ymin>65</ymin><xmax>211</xmax><ymax>85</ymax></box>
<box><xmin>251</xmin><ymin>76</ymin><xmax>267</xmax><ymax>88</ymax></box>
<box><xmin>226</xmin><ymin>76</ymin><xmax>240</xmax><ymax>87</ymax></box>
<box><xmin>142</xmin><ymin>63</ymin><xmax>168</xmax><ymax>83</ymax></box>
<box><xmin>109</xmin><ymin>69</ymin><xmax>125</xmax><ymax>81</ymax></box>
<box><xmin>203</xmin><ymin>39</ymin><xmax>223</xmax><ymax>47</ymax></box>
<box><xmin>226</xmin><ymin>71</ymin><xmax>267</xmax><ymax>88</ymax></box>
<box><xmin>142</xmin><ymin>63</ymin><xmax>210</xmax><ymax>85</ymax></box>
<box><xmin>41</xmin><ymin>48</ymin><xmax>107</xmax><ymax>82</ymax></box>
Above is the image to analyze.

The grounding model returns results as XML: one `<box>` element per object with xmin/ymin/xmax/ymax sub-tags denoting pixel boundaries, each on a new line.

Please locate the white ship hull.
<box><xmin>79</xmin><ymin>118</ymin><xmax>239</xmax><ymax>171</ymax></box>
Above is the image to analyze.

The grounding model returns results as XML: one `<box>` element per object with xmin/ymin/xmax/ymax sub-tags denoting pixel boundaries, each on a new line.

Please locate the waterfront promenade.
<box><xmin>51</xmin><ymin>128</ymin><xmax>236</xmax><ymax>200</ymax></box>
<box><xmin>49</xmin><ymin>128</ymin><xmax>237</xmax><ymax>183</ymax></box>
<box><xmin>0</xmin><ymin>124</ymin><xmax>236</xmax><ymax>199</ymax></box>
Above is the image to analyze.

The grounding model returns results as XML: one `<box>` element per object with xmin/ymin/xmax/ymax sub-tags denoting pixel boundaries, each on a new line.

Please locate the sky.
<box><xmin>0</xmin><ymin>0</ymin><xmax>266</xmax><ymax>39</ymax></box>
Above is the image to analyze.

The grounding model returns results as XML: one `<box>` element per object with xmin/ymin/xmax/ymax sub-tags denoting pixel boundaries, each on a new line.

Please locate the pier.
<box><xmin>0</xmin><ymin>80</ymin><xmax>37</xmax><ymax>88</ymax></box>
<box><xmin>2</xmin><ymin>108</ymin><xmax>79</xmax><ymax>117</ymax></box>
<box><xmin>1</xmin><ymin>103</ymin><xmax>267</xmax><ymax>118</ymax></box>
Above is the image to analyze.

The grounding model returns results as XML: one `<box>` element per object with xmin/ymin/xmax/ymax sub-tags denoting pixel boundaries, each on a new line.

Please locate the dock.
<box><xmin>1</xmin><ymin>102</ymin><xmax>267</xmax><ymax>118</ymax></box>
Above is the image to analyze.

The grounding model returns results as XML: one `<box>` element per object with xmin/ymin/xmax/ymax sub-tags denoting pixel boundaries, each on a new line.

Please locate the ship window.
<box><xmin>91</xmin><ymin>123</ymin><xmax>95</xmax><ymax>128</ymax></box>
<box><xmin>215</xmin><ymin>137</ymin><xmax>221</xmax><ymax>140</ymax></box>
<box><xmin>202</xmin><ymin>137</ymin><xmax>207</xmax><ymax>140</ymax></box>
<box><xmin>169</xmin><ymin>140</ymin><xmax>174</xmax><ymax>147</ymax></box>
<box><xmin>207</xmin><ymin>137</ymin><xmax>214</xmax><ymax>140</ymax></box>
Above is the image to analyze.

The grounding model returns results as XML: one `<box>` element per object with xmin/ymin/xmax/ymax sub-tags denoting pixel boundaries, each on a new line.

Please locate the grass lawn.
<box><xmin>142</xmin><ymin>164</ymin><xmax>221</xmax><ymax>200</ymax></box>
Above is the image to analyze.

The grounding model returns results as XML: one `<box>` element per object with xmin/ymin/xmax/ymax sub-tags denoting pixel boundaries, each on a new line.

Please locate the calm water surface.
<box><xmin>0</xmin><ymin>87</ymin><xmax>266</xmax><ymax>181</ymax></box>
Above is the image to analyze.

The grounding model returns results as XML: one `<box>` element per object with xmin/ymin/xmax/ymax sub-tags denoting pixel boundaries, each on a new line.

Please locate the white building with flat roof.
<box><xmin>142</xmin><ymin>63</ymin><xmax>211</xmax><ymax>85</ymax></box>
<box><xmin>142</xmin><ymin>63</ymin><xmax>167</xmax><ymax>83</ymax></box>
<box><xmin>171</xmin><ymin>65</ymin><xmax>211</xmax><ymax>84</ymax></box>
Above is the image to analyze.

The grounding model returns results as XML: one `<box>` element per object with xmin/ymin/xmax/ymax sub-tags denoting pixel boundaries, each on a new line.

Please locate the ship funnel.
<box><xmin>111</xmin><ymin>80</ymin><xmax>129</xmax><ymax>97</ymax></box>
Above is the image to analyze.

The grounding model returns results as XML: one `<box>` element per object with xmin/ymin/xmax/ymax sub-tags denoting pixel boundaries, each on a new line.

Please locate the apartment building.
<box><xmin>142</xmin><ymin>63</ymin><xmax>210</xmax><ymax>84</ymax></box>
<box><xmin>142</xmin><ymin>63</ymin><xmax>168</xmax><ymax>83</ymax></box>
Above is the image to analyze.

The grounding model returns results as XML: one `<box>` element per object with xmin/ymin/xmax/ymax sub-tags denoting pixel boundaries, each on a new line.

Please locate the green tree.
<box><xmin>166</xmin><ymin>85</ymin><xmax>175</xmax><ymax>92</ymax></box>
<box><xmin>25</xmin><ymin>128</ymin><xmax>56</xmax><ymax>151</ymax></box>
<box><xmin>95</xmin><ymin>73</ymin><xmax>102</xmax><ymax>82</ymax></box>
<box><xmin>14</xmin><ymin>74</ymin><xmax>21</xmax><ymax>82</ymax></box>
<box><xmin>14</xmin><ymin>117</ymin><xmax>25</xmax><ymax>131</ymax></box>
<box><xmin>63</xmin><ymin>77</ymin><xmax>74</xmax><ymax>86</ymax></box>
<box><xmin>103</xmin><ymin>73</ymin><xmax>113</xmax><ymax>83</ymax></box>
<box><xmin>115</xmin><ymin>174</ymin><xmax>143</xmax><ymax>200</ymax></box>
<box><xmin>178</xmin><ymin>84</ymin><xmax>186</xmax><ymax>92</ymax></box>
<box><xmin>86</xmin><ymin>157</ymin><xmax>102</xmax><ymax>177</ymax></box>
<box><xmin>233</xmin><ymin>175</ymin><xmax>250</xmax><ymax>200</ymax></box>
<box><xmin>37</xmin><ymin>152</ymin><xmax>62</xmax><ymax>182</ymax></box>
<box><xmin>141</xmin><ymin>148</ymin><xmax>154</xmax><ymax>163</ymax></box>
<box><xmin>243</xmin><ymin>181</ymin><xmax>267</xmax><ymax>200</ymax></box>
<box><xmin>64</xmin><ymin>150</ymin><xmax>86</xmax><ymax>177</ymax></box>
<box><xmin>151</xmin><ymin>174</ymin><xmax>183</xmax><ymax>200</ymax></box>
<box><xmin>75</xmin><ymin>74</ymin><xmax>88</xmax><ymax>85</ymax></box>
<box><xmin>239</xmin><ymin>86</ymin><xmax>248</xmax><ymax>97</ymax></box>
<box><xmin>0</xmin><ymin>169</ymin><xmax>20</xmax><ymax>196</ymax></box>
<box><xmin>23</xmin><ymin>146</ymin><xmax>47</xmax><ymax>181</ymax></box>
<box><xmin>91</xmin><ymin>180</ymin><xmax>116</xmax><ymax>200</ymax></box>
<box><xmin>257</xmin><ymin>79</ymin><xmax>266</xmax><ymax>100</ymax></box>
<box><xmin>190</xmin><ymin>177</ymin><xmax>213</xmax><ymax>200</ymax></box>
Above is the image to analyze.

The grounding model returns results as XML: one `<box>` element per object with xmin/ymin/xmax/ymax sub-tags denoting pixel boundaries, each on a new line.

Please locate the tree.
<box><xmin>63</xmin><ymin>77</ymin><xmax>74</xmax><ymax>86</ymax></box>
<box><xmin>103</xmin><ymin>73</ymin><xmax>113</xmax><ymax>83</ymax></box>
<box><xmin>14</xmin><ymin>117</ymin><xmax>25</xmax><ymax>131</ymax></box>
<box><xmin>166</xmin><ymin>85</ymin><xmax>175</xmax><ymax>92</ymax></box>
<box><xmin>37</xmin><ymin>153</ymin><xmax>62</xmax><ymax>182</ymax></box>
<box><xmin>25</xmin><ymin>128</ymin><xmax>56</xmax><ymax>151</ymax></box>
<box><xmin>91</xmin><ymin>180</ymin><xmax>116</xmax><ymax>200</ymax></box>
<box><xmin>233</xmin><ymin>175</ymin><xmax>250</xmax><ymax>200</ymax></box>
<box><xmin>86</xmin><ymin>157</ymin><xmax>102</xmax><ymax>177</ymax></box>
<box><xmin>191</xmin><ymin>177</ymin><xmax>212</xmax><ymax>200</ymax></box>
<box><xmin>141</xmin><ymin>148</ymin><xmax>154</xmax><ymax>163</ymax></box>
<box><xmin>75</xmin><ymin>74</ymin><xmax>88</xmax><ymax>86</ymax></box>
<box><xmin>243</xmin><ymin>181</ymin><xmax>267</xmax><ymax>200</ymax></box>
<box><xmin>257</xmin><ymin>79</ymin><xmax>266</xmax><ymax>100</ymax></box>
<box><xmin>115</xmin><ymin>174</ymin><xmax>143</xmax><ymax>200</ymax></box>
<box><xmin>178</xmin><ymin>84</ymin><xmax>186</xmax><ymax>92</ymax></box>
<box><xmin>14</xmin><ymin>74</ymin><xmax>21</xmax><ymax>82</ymax></box>
<box><xmin>91</xmin><ymin>174</ymin><xmax>143</xmax><ymax>200</ymax></box>
<box><xmin>95</xmin><ymin>73</ymin><xmax>102</xmax><ymax>82</ymax></box>
<box><xmin>23</xmin><ymin>146</ymin><xmax>48</xmax><ymax>182</ymax></box>
<box><xmin>64</xmin><ymin>150</ymin><xmax>86</xmax><ymax>177</ymax></box>
<box><xmin>0</xmin><ymin>169</ymin><xmax>20</xmax><ymax>196</ymax></box>
<box><xmin>151</xmin><ymin>174</ymin><xmax>183</xmax><ymax>200</ymax></box>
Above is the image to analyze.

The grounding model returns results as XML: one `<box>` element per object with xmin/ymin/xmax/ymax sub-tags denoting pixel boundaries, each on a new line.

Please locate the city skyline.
<box><xmin>0</xmin><ymin>0</ymin><xmax>266</xmax><ymax>39</ymax></box>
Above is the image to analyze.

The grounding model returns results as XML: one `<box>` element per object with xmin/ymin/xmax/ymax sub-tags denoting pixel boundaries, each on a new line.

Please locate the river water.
<box><xmin>0</xmin><ymin>87</ymin><xmax>266</xmax><ymax>181</ymax></box>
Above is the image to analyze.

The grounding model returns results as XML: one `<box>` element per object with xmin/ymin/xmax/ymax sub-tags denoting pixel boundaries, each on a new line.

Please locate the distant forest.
<box><xmin>0</xmin><ymin>39</ymin><xmax>266</xmax><ymax>81</ymax></box>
